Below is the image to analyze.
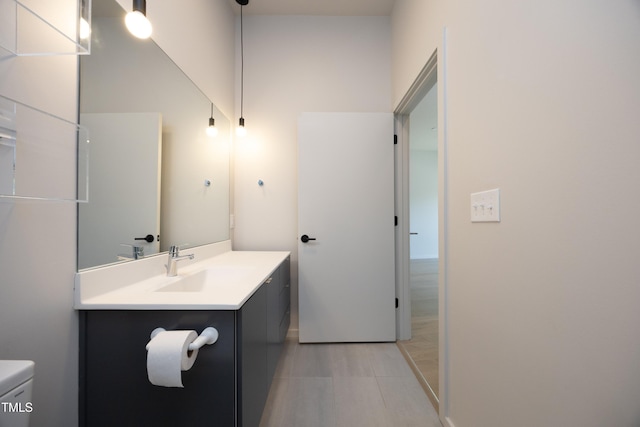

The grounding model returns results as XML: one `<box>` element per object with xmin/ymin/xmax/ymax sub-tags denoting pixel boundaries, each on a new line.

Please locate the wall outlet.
<box><xmin>470</xmin><ymin>188</ymin><xmax>500</xmax><ymax>222</ymax></box>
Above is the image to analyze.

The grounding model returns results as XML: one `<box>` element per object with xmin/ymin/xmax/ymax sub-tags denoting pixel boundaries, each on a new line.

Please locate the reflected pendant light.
<box><xmin>79</xmin><ymin>0</ymin><xmax>91</xmax><ymax>40</ymax></box>
<box><xmin>126</xmin><ymin>0</ymin><xmax>152</xmax><ymax>39</ymax></box>
<box><xmin>206</xmin><ymin>103</ymin><xmax>218</xmax><ymax>137</ymax></box>
<box><xmin>236</xmin><ymin>0</ymin><xmax>248</xmax><ymax>137</ymax></box>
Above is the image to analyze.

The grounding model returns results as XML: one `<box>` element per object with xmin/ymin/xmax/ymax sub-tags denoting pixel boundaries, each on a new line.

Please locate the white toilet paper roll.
<box><xmin>146</xmin><ymin>330</ymin><xmax>199</xmax><ymax>387</ymax></box>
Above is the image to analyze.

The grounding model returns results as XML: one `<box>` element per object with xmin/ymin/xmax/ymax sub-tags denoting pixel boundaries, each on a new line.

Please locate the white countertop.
<box><xmin>74</xmin><ymin>241</ymin><xmax>290</xmax><ymax>310</ymax></box>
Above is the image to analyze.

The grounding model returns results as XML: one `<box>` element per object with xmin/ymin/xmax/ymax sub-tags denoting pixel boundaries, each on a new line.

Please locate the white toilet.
<box><xmin>0</xmin><ymin>361</ymin><xmax>34</xmax><ymax>427</ymax></box>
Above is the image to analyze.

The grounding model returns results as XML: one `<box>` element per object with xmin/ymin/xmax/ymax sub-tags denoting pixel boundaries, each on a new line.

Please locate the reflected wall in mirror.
<box><xmin>78</xmin><ymin>0</ymin><xmax>230</xmax><ymax>270</ymax></box>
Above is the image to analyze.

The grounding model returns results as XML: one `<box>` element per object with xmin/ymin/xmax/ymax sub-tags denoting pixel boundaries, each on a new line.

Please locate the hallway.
<box><xmin>260</xmin><ymin>337</ymin><xmax>441</xmax><ymax>427</ymax></box>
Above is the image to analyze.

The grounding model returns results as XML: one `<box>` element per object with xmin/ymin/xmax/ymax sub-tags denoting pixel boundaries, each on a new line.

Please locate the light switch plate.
<box><xmin>470</xmin><ymin>188</ymin><xmax>500</xmax><ymax>222</ymax></box>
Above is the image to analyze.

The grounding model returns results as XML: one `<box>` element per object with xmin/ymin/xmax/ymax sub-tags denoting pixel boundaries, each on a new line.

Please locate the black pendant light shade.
<box><xmin>206</xmin><ymin>103</ymin><xmax>218</xmax><ymax>137</ymax></box>
<box><xmin>126</xmin><ymin>0</ymin><xmax>152</xmax><ymax>39</ymax></box>
<box><xmin>132</xmin><ymin>0</ymin><xmax>146</xmax><ymax>13</ymax></box>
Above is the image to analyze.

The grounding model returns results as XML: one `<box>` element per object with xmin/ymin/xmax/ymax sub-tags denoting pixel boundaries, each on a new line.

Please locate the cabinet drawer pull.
<box><xmin>265</xmin><ymin>277</ymin><xmax>273</xmax><ymax>284</ymax></box>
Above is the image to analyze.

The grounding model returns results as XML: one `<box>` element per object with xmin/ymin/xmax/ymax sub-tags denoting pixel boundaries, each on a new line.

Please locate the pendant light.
<box><xmin>236</xmin><ymin>0</ymin><xmax>248</xmax><ymax>137</ymax></box>
<box><xmin>79</xmin><ymin>0</ymin><xmax>91</xmax><ymax>40</ymax></box>
<box><xmin>206</xmin><ymin>103</ymin><xmax>218</xmax><ymax>137</ymax></box>
<box><xmin>126</xmin><ymin>0</ymin><xmax>152</xmax><ymax>39</ymax></box>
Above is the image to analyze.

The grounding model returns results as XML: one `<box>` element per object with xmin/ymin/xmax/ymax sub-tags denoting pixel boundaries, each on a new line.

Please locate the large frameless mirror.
<box><xmin>78</xmin><ymin>0</ymin><xmax>230</xmax><ymax>270</ymax></box>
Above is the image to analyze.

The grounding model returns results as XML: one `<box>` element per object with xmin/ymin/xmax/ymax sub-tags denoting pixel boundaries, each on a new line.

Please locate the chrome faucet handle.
<box><xmin>169</xmin><ymin>244</ymin><xmax>190</xmax><ymax>257</ymax></box>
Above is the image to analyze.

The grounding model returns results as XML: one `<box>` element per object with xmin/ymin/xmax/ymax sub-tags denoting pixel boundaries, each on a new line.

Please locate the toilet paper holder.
<box><xmin>146</xmin><ymin>327</ymin><xmax>219</xmax><ymax>351</ymax></box>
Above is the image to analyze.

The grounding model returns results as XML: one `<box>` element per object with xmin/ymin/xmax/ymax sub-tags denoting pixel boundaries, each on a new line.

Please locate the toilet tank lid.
<box><xmin>0</xmin><ymin>361</ymin><xmax>34</xmax><ymax>397</ymax></box>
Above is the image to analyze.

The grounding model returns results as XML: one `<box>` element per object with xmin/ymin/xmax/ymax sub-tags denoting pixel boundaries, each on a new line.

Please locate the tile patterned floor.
<box><xmin>260</xmin><ymin>338</ymin><xmax>441</xmax><ymax>427</ymax></box>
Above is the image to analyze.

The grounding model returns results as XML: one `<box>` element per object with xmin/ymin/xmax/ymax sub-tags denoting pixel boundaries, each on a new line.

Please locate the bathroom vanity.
<box><xmin>75</xmin><ymin>242</ymin><xmax>290</xmax><ymax>427</ymax></box>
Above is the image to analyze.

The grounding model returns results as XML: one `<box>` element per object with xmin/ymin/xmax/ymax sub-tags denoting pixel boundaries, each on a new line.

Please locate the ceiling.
<box><xmin>94</xmin><ymin>0</ymin><xmax>396</xmax><ymax>18</ymax></box>
<box><xmin>226</xmin><ymin>0</ymin><xmax>396</xmax><ymax>16</ymax></box>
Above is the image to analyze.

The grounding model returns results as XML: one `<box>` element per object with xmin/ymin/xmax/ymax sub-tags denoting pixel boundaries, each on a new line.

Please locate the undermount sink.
<box><xmin>155</xmin><ymin>266</ymin><xmax>254</xmax><ymax>292</ymax></box>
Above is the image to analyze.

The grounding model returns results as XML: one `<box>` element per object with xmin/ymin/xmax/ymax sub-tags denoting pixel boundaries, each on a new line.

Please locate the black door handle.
<box><xmin>300</xmin><ymin>234</ymin><xmax>316</xmax><ymax>243</ymax></box>
<box><xmin>134</xmin><ymin>234</ymin><xmax>155</xmax><ymax>243</ymax></box>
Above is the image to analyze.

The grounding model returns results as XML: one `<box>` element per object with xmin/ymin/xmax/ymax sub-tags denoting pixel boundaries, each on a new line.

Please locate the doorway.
<box><xmin>407</xmin><ymin>83</ymin><xmax>439</xmax><ymax>398</ymax></box>
<box><xmin>394</xmin><ymin>50</ymin><xmax>445</xmax><ymax>413</ymax></box>
<box><xmin>398</xmin><ymin>83</ymin><xmax>439</xmax><ymax>403</ymax></box>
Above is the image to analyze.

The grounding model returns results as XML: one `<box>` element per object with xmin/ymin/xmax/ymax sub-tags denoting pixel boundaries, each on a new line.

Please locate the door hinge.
<box><xmin>394</xmin><ymin>134</ymin><xmax>398</xmax><ymax>145</ymax></box>
<box><xmin>395</xmin><ymin>298</ymin><xmax>399</xmax><ymax>308</ymax></box>
<box><xmin>394</xmin><ymin>216</ymin><xmax>398</xmax><ymax>226</ymax></box>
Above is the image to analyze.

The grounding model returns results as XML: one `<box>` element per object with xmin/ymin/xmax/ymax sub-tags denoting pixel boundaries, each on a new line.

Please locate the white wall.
<box><xmin>392</xmin><ymin>1</ymin><xmax>640</xmax><ymax>426</ymax></box>
<box><xmin>232</xmin><ymin>15</ymin><xmax>392</xmax><ymax>330</ymax></box>
<box><xmin>0</xmin><ymin>1</ymin><xmax>80</xmax><ymax>425</ymax></box>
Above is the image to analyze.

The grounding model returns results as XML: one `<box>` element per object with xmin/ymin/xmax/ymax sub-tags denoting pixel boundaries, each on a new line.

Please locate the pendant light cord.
<box><xmin>240</xmin><ymin>5</ymin><xmax>244</xmax><ymax>119</ymax></box>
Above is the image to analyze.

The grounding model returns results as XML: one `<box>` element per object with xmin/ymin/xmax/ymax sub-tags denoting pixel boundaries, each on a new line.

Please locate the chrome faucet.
<box><xmin>166</xmin><ymin>245</ymin><xmax>194</xmax><ymax>277</ymax></box>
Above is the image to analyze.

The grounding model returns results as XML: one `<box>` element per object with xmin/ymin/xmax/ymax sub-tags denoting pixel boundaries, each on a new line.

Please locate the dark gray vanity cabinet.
<box><xmin>237</xmin><ymin>283</ymin><xmax>267</xmax><ymax>427</ymax></box>
<box><xmin>266</xmin><ymin>256</ymin><xmax>290</xmax><ymax>387</ymax></box>
<box><xmin>79</xmin><ymin>309</ymin><xmax>237</xmax><ymax>427</ymax></box>
<box><xmin>238</xmin><ymin>256</ymin><xmax>290</xmax><ymax>427</ymax></box>
<box><xmin>79</xmin><ymin>257</ymin><xmax>290</xmax><ymax>427</ymax></box>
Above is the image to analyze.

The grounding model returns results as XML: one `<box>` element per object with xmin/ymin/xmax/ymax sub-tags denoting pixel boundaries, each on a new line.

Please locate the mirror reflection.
<box><xmin>78</xmin><ymin>0</ymin><xmax>230</xmax><ymax>270</ymax></box>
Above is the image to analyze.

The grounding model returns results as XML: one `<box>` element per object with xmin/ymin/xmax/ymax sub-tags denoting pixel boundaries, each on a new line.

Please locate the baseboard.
<box><xmin>441</xmin><ymin>416</ymin><xmax>456</xmax><ymax>427</ymax></box>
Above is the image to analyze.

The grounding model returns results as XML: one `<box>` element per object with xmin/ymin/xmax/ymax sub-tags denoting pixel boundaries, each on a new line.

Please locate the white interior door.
<box><xmin>78</xmin><ymin>112</ymin><xmax>162</xmax><ymax>269</ymax></box>
<box><xmin>298</xmin><ymin>112</ymin><xmax>396</xmax><ymax>343</ymax></box>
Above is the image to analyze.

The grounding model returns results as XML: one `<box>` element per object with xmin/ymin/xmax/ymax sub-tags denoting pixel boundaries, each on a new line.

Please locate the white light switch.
<box><xmin>470</xmin><ymin>188</ymin><xmax>500</xmax><ymax>222</ymax></box>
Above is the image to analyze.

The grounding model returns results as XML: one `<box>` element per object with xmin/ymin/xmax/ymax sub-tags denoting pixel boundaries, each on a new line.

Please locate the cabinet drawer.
<box><xmin>278</xmin><ymin>282</ymin><xmax>290</xmax><ymax>319</ymax></box>
<box><xmin>278</xmin><ymin>257</ymin><xmax>290</xmax><ymax>294</ymax></box>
